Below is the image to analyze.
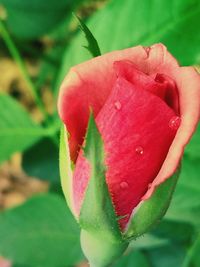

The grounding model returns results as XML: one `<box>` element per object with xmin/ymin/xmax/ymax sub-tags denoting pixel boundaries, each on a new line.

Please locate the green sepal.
<box><xmin>59</xmin><ymin>125</ymin><xmax>75</xmax><ymax>215</ymax></box>
<box><xmin>73</xmin><ymin>13</ymin><xmax>101</xmax><ymax>57</ymax></box>
<box><xmin>80</xmin><ymin>113</ymin><xmax>121</xmax><ymax>239</ymax></box>
<box><xmin>124</xmin><ymin>169</ymin><xmax>180</xmax><ymax>240</ymax></box>
<box><xmin>79</xmin><ymin>113</ymin><xmax>127</xmax><ymax>266</ymax></box>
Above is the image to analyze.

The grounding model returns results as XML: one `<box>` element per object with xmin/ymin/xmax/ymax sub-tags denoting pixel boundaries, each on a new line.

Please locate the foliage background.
<box><xmin>0</xmin><ymin>0</ymin><xmax>200</xmax><ymax>266</ymax></box>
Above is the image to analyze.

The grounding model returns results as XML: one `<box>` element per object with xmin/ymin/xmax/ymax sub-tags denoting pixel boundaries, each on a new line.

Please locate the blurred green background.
<box><xmin>0</xmin><ymin>0</ymin><xmax>200</xmax><ymax>266</ymax></box>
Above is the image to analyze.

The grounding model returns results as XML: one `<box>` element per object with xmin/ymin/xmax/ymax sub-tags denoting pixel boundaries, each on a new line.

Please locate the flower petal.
<box><xmin>113</xmin><ymin>60</ymin><xmax>179</xmax><ymax>112</ymax></box>
<box><xmin>143</xmin><ymin>66</ymin><xmax>200</xmax><ymax>200</ymax></box>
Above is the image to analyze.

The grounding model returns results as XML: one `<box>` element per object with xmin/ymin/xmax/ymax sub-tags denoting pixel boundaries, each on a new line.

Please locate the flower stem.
<box><xmin>0</xmin><ymin>19</ymin><xmax>48</xmax><ymax>121</ymax></box>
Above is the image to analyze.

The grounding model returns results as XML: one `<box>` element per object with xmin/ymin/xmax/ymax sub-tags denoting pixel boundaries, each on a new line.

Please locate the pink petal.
<box><xmin>143</xmin><ymin>66</ymin><xmax>200</xmax><ymax>199</ymax></box>
<box><xmin>114</xmin><ymin>60</ymin><xmax>179</xmax><ymax>113</ymax></box>
<box><xmin>141</xmin><ymin>43</ymin><xmax>179</xmax><ymax>76</ymax></box>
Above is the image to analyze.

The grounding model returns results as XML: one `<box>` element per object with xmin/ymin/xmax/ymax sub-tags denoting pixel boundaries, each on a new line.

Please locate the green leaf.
<box><xmin>130</xmin><ymin>234</ymin><xmax>169</xmax><ymax>249</ymax></box>
<box><xmin>1</xmin><ymin>0</ymin><xmax>73</xmax><ymax>39</ymax></box>
<box><xmin>0</xmin><ymin>194</ymin><xmax>83</xmax><ymax>267</ymax></box>
<box><xmin>153</xmin><ymin>220</ymin><xmax>194</xmax><ymax>244</ymax></box>
<box><xmin>114</xmin><ymin>250</ymin><xmax>150</xmax><ymax>267</ymax></box>
<box><xmin>147</xmin><ymin>244</ymin><xmax>186</xmax><ymax>267</ymax></box>
<box><xmin>166</xmin><ymin>155</ymin><xmax>200</xmax><ymax>226</ymax></box>
<box><xmin>79</xmin><ymin>113</ymin><xmax>121</xmax><ymax>239</ymax></box>
<box><xmin>56</xmin><ymin>0</ymin><xmax>200</xmax><ymax>92</ymax></box>
<box><xmin>0</xmin><ymin>94</ymin><xmax>47</xmax><ymax>163</ymax></box>
<box><xmin>73</xmin><ymin>14</ymin><xmax>101</xmax><ymax>57</ymax></box>
<box><xmin>124</xmin><ymin>171</ymin><xmax>179</xmax><ymax>240</ymax></box>
<box><xmin>22</xmin><ymin>138</ymin><xmax>59</xmax><ymax>184</ymax></box>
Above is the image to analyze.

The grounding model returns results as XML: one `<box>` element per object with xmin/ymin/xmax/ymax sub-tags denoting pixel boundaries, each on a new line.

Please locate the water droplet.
<box><xmin>114</xmin><ymin>101</ymin><xmax>121</xmax><ymax>110</ymax></box>
<box><xmin>135</xmin><ymin>146</ymin><xmax>144</xmax><ymax>155</ymax></box>
<box><xmin>148</xmin><ymin>183</ymin><xmax>152</xmax><ymax>189</ymax></box>
<box><xmin>169</xmin><ymin>116</ymin><xmax>181</xmax><ymax>130</ymax></box>
<box><xmin>120</xmin><ymin>182</ymin><xmax>129</xmax><ymax>189</ymax></box>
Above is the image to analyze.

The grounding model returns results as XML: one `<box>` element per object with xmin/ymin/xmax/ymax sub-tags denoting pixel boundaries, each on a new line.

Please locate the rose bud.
<box><xmin>58</xmin><ymin>43</ymin><xmax>200</xmax><ymax>267</ymax></box>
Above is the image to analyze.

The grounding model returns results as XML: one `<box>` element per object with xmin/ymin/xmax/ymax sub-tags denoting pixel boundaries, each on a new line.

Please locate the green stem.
<box><xmin>0</xmin><ymin>19</ymin><xmax>48</xmax><ymax>121</ymax></box>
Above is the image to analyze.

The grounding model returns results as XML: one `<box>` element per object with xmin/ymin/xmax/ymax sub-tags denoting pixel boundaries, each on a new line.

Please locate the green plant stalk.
<box><xmin>0</xmin><ymin>19</ymin><xmax>48</xmax><ymax>121</ymax></box>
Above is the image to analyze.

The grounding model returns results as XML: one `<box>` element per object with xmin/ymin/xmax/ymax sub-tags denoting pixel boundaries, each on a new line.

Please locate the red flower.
<box><xmin>58</xmin><ymin>43</ymin><xmax>200</xmax><ymax>230</ymax></box>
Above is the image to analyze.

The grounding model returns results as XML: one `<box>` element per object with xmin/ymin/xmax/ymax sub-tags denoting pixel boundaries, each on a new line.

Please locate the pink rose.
<box><xmin>58</xmin><ymin>43</ymin><xmax>200</xmax><ymax>231</ymax></box>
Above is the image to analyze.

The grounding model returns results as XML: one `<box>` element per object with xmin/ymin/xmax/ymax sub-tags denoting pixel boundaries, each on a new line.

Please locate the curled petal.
<box><xmin>143</xmin><ymin>66</ymin><xmax>200</xmax><ymax>200</ymax></box>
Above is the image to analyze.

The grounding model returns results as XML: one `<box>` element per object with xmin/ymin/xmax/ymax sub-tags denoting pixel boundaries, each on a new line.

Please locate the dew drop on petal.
<box><xmin>120</xmin><ymin>181</ymin><xmax>129</xmax><ymax>189</ymax></box>
<box><xmin>169</xmin><ymin>116</ymin><xmax>181</xmax><ymax>130</ymax></box>
<box><xmin>114</xmin><ymin>101</ymin><xmax>121</xmax><ymax>110</ymax></box>
<box><xmin>135</xmin><ymin>146</ymin><xmax>144</xmax><ymax>155</ymax></box>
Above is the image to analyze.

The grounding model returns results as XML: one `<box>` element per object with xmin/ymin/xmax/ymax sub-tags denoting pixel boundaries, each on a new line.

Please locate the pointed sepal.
<box><xmin>79</xmin><ymin>113</ymin><xmax>127</xmax><ymax>266</ymax></box>
<box><xmin>79</xmin><ymin>113</ymin><xmax>120</xmax><ymax>237</ymax></box>
<box><xmin>124</xmin><ymin>169</ymin><xmax>180</xmax><ymax>240</ymax></box>
<box><xmin>73</xmin><ymin>13</ymin><xmax>101</xmax><ymax>57</ymax></box>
